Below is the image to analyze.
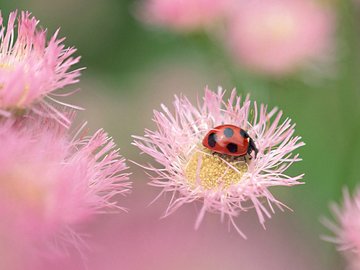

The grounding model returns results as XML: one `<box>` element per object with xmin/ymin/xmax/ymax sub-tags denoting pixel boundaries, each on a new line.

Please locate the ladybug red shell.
<box><xmin>202</xmin><ymin>124</ymin><xmax>258</xmax><ymax>158</ymax></box>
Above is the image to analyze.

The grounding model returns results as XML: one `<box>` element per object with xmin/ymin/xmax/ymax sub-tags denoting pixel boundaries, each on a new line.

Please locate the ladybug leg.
<box><xmin>248</xmin><ymin>138</ymin><xmax>259</xmax><ymax>159</ymax></box>
<box><xmin>246</xmin><ymin>147</ymin><xmax>252</xmax><ymax>160</ymax></box>
<box><xmin>242</xmin><ymin>130</ymin><xmax>259</xmax><ymax>159</ymax></box>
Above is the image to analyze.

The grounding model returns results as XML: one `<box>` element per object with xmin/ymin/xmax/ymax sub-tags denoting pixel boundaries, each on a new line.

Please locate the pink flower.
<box><xmin>225</xmin><ymin>0</ymin><xmax>334</xmax><ymax>76</ymax></box>
<box><xmin>0</xmin><ymin>116</ymin><xmax>131</xmax><ymax>260</ymax></box>
<box><xmin>133</xmin><ymin>87</ymin><xmax>304</xmax><ymax>237</ymax></box>
<box><xmin>0</xmin><ymin>11</ymin><xmax>82</xmax><ymax>125</ymax></box>
<box><xmin>137</xmin><ymin>0</ymin><xmax>229</xmax><ymax>32</ymax></box>
<box><xmin>323</xmin><ymin>188</ymin><xmax>360</xmax><ymax>270</ymax></box>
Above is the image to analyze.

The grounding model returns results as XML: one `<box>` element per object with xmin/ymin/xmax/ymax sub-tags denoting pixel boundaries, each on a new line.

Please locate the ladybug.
<box><xmin>202</xmin><ymin>124</ymin><xmax>258</xmax><ymax>158</ymax></box>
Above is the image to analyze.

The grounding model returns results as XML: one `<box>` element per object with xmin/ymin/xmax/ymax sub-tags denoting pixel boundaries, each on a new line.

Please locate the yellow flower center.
<box><xmin>0</xmin><ymin>61</ymin><xmax>32</xmax><ymax>109</ymax></box>
<box><xmin>185</xmin><ymin>148</ymin><xmax>248</xmax><ymax>190</ymax></box>
<box><xmin>15</xmin><ymin>84</ymin><xmax>30</xmax><ymax>107</ymax></box>
<box><xmin>254</xmin><ymin>11</ymin><xmax>296</xmax><ymax>41</ymax></box>
<box><xmin>0</xmin><ymin>165</ymin><xmax>47</xmax><ymax>209</ymax></box>
<box><xmin>0</xmin><ymin>63</ymin><xmax>13</xmax><ymax>70</ymax></box>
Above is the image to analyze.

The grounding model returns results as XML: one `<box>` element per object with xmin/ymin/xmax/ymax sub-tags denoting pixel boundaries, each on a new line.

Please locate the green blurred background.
<box><xmin>1</xmin><ymin>0</ymin><xmax>360</xmax><ymax>269</ymax></box>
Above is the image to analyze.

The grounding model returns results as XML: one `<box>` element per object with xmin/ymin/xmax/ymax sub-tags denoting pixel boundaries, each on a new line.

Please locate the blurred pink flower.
<box><xmin>0</xmin><ymin>116</ymin><xmax>130</xmax><ymax>263</ymax></box>
<box><xmin>225</xmin><ymin>0</ymin><xmax>334</xmax><ymax>76</ymax></box>
<box><xmin>323</xmin><ymin>188</ymin><xmax>360</xmax><ymax>270</ymax></box>
<box><xmin>137</xmin><ymin>0</ymin><xmax>229</xmax><ymax>32</ymax></box>
<box><xmin>133</xmin><ymin>87</ymin><xmax>304</xmax><ymax>237</ymax></box>
<box><xmin>0</xmin><ymin>11</ymin><xmax>81</xmax><ymax>125</ymax></box>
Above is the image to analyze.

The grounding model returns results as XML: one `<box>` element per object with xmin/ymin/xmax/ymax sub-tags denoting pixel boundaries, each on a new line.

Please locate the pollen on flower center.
<box><xmin>185</xmin><ymin>148</ymin><xmax>248</xmax><ymax>190</ymax></box>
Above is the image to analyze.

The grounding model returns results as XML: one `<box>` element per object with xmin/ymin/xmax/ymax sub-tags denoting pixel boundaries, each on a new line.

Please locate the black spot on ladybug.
<box><xmin>240</xmin><ymin>129</ymin><xmax>249</xmax><ymax>138</ymax></box>
<box><xmin>226</xmin><ymin>143</ymin><xmax>238</xmax><ymax>153</ymax></box>
<box><xmin>208</xmin><ymin>133</ymin><xmax>217</xmax><ymax>148</ymax></box>
<box><xmin>223</xmin><ymin>127</ymin><xmax>234</xmax><ymax>138</ymax></box>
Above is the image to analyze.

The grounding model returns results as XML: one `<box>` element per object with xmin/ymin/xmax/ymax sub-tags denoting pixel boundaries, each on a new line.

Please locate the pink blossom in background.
<box><xmin>35</xmin><ymin>177</ymin><xmax>325</xmax><ymax>270</ymax></box>
<box><xmin>323</xmin><ymin>188</ymin><xmax>360</xmax><ymax>270</ymax></box>
<box><xmin>133</xmin><ymin>87</ymin><xmax>304</xmax><ymax>237</ymax></box>
<box><xmin>225</xmin><ymin>0</ymin><xmax>334</xmax><ymax>76</ymax></box>
<box><xmin>0</xmin><ymin>116</ymin><xmax>130</xmax><ymax>269</ymax></box>
<box><xmin>137</xmin><ymin>0</ymin><xmax>229</xmax><ymax>32</ymax></box>
<box><xmin>0</xmin><ymin>11</ymin><xmax>82</xmax><ymax>125</ymax></box>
